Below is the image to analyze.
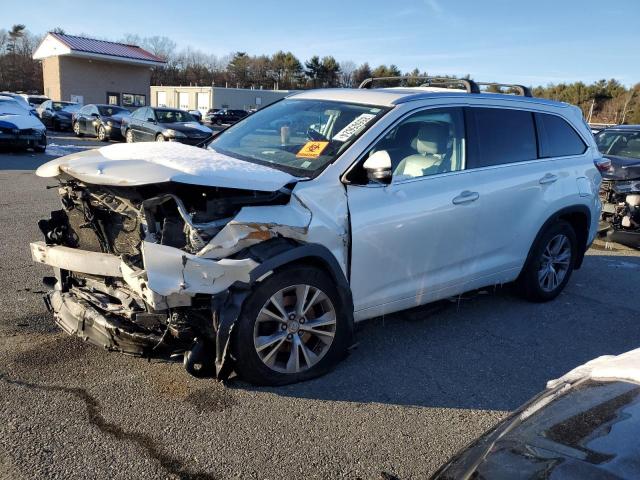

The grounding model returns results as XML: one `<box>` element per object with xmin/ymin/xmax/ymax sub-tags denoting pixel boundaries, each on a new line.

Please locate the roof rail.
<box><xmin>358</xmin><ymin>76</ymin><xmax>534</xmax><ymax>97</ymax></box>
<box><xmin>358</xmin><ymin>76</ymin><xmax>481</xmax><ymax>93</ymax></box>
<box><xmin>476</xmin><ymin>82</ymin><xmax>533</xmax><ymax>97</ymax></box>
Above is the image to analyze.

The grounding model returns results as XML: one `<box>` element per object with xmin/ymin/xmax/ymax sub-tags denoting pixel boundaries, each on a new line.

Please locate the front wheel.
<box><xmin>125</xmin><ymin>130</ymin><xmax>134</xmax><ymax>143</ymax></box>
<box><xmin>516</xmin><ymin>220</ymin><xmax>577</xmax><ymax>302</ymax></box>
<box><xmin>233</xmin><ymin>266</ymin><xmax>350</xmax><ymax>386</ymax></box>
<box><xmin>73</xmin><ymin>122</ymin><xmax>82</xmax><ymax>137</ymax></box>
<box><xmin>97</xmin><ymin>125</ymin><xmax>108</xmax><ymax>142</ymax></box>
<box><xmin>155</xmin><ymin>133</ymin><xmax>165</xmax><ymax>142</ymax></box>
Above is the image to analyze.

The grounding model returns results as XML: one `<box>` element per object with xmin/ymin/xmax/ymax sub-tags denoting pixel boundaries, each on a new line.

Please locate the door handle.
<box><xmin>452</xmin><ymin>190</ymin><xmax>479</xmax><ymax>205</ymax></box>
<box><xmin>539</xmin><ymin>173</ymin><xmax>558</xmax><ymax>185</ymax></box>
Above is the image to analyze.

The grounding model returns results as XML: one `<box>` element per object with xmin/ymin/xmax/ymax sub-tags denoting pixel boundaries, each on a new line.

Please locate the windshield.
<box><xmin>596</xmin><ymin>130</ymin><xmax>640</xmax><ymax>160</ymax></box>
<box><xmin>156</xmin><ymin>109</ymin><xmax>195</xmax><ymax>123</ymax></box>
<box><xmin>27</xmin><ymin>96</ymin><xmax>47</xmax><ymax>106</ymax></box>
<box><xmin>52</xmin><ymin>102</ymin><xmax>79</xmax><ymax>112</ymax></box>
<box><xmin>98</xmin><ymin>105</ymin><xmax>128</xmax><ymax>117</ymax></box>
<box><xmin>208</xmin><ymin>99</ymin><xmax>387</xmax><ymax>175</ymax></box>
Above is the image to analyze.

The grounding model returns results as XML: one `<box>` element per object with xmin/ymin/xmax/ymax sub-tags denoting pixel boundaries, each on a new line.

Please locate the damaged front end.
<box><xmin>599</xmin><ymin>161</ymin><xmax>640</xmax><ymax>249</ymax></box>
<box><xmin>33</xmin><ymin>175</ymin><xmax>310</xmax><ymax>379</ymax></box>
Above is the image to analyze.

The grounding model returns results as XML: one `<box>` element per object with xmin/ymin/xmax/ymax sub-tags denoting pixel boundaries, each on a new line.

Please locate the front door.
<box><xmin>347</xmin><ymin>107</ymin><xmax>481</xmax><ymax>317</ymax></box>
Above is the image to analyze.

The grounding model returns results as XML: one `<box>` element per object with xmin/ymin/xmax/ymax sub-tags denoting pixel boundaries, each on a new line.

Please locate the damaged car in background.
<box><xmin>596</xmin><ymin>125</ymin><xmax>640</xmax><ymax>248</ymax></box>
<box><xmin>32</xmin><ymin>77</ymin><xmax>602</xmax><ymax>385</ymax></box>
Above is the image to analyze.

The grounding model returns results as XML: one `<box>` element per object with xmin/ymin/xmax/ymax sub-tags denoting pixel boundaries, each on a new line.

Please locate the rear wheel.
<box><xmin>125</xmin><ymin>130</ymin><xmax>134</xmax><ymax>143</ymax></box>
<box><xmin>517</xmin><ymin>220</ymin><xmax>577</xmax><ymax>302</ymax></box>
<box><xmin>233</xmin><ymin>266</ymin><xmax>350</xmax><ymax>386</ymax></box>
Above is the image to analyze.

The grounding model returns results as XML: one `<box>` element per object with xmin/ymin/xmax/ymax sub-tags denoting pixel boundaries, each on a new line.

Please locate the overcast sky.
<box><xmin>3</xmin><ymin>0</ymin><xmax>639</xmax><ymax>86</ymax></box>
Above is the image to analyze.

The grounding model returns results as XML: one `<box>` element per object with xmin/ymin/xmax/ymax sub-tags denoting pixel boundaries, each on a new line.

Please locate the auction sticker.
<box><xmin>333</xmin><ymin>113</ymin><xmax>376</xmax><ymax>142</ymax></box>
<box><xmin>297</xmin><ymin>141</ymin><xmax>329</xmax><ymax>159</ymax></box>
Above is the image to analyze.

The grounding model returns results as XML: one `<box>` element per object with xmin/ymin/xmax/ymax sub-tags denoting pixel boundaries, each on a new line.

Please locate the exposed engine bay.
<box><xmin>33</xmin><ymin>177</ymin><xmax>309</xmax><ymax>378</ymax></box>
<box><xmin>599</xmin><ymin>175</ymin><xmax>640</xmax><ymax>249</ymax></box>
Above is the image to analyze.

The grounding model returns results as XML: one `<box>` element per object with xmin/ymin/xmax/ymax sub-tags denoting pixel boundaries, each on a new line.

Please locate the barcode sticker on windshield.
<box><xmin>332</xmin><ymin>113</ymin><xmax>376</xmax><ymax>142</ymax></box>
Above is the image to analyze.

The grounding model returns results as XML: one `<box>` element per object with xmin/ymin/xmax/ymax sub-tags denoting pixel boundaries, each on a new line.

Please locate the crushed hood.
<box><xmin>36</xmin><ymin>142</ymin><xmax>299</xmax><ymax>191</ymax></box>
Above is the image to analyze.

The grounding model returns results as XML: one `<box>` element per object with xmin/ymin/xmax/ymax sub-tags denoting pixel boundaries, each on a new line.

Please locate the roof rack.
<box><xmin>358</xmin><ymin>76</ymin><xmax>480</xmax><ymax>93</ymax></box>
<box><xmin>358</xmin><ymin>76</ymin><xmax>533</xmax><ymax>97</ymax></box>
<box><xmin>475</xmin><ymin>82</ymin><xmax>533</xmax><ymax>97</ymax></box>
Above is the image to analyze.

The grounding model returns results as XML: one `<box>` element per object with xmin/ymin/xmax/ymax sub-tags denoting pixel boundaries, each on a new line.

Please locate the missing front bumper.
<box><xmin>45</xmin><ymin>289</ymin><xmax>162</xmax><ymax>355</ymax></box>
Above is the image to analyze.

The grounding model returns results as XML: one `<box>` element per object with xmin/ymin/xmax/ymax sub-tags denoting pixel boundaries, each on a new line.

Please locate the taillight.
<box><xmin>594</xmin><ymin>157</ymin><xmax>611</xmax><ymax>173</ymax></box>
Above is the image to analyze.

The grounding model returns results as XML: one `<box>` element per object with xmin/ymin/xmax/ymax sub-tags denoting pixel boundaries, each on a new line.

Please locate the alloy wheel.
<box><xmin>98</xmin><ymin>126</ymin><xmax>106</xmax><ymax>141</ymax></box>
<box><xmin>126</xmin><ymin>130</ymin><xmax>133</xmax><ymax>143</ymax></box>
<box><xmin>253</xmin><ymin>284</ymin><xmax>337</xmax><ymax>374</ymax></box>
<box><xmin>73</xmin><ymin>122</ymin><xmax>80</xmax><ymax>135</ymax></box>
<box><xmin>538</xmin><ymin>233</ymin><xmax>572</xmax><ymax>292</ymax></box>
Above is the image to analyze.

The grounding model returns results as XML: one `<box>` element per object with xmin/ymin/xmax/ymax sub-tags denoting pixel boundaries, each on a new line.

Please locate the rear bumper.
<box><xmin>0</xmin><ymin>132</ymin><xmax>46</xmax><ymax>148</ymax></box>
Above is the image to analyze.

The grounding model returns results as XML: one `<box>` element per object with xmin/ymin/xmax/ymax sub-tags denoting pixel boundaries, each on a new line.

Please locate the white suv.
<box><xmin>32</xmin><ymin>77</ymin><xmax>604</xmax><ymax>385</ymax></box>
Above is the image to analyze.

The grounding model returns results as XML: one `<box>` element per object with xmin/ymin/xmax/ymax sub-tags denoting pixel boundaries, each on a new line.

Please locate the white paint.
<box><xmin>32</xmin><ymin>34</ymin><xmax>72</xmax><ymax>59</ymax></box>
<box><xmin>0</xmin><ymin>109</ymin><xmax>46</xmax><ymax>130</ymax></box>
<box><xmin>36</xmin><ymin>142</ymin><xmax>298</xmax><ymax>191</ymax></box>
<box><xmin>547</xmin><ymin>348</ymin><xmax>640</xmax><ymax>388</ymax></box>
<box><xmin>30</xmin><ymin>241</ymin><xmax>122</xmax><ymax>277</ymax></box>
<box><xmin>142</xmin><ymin>241</ymin><xmax>258</xmax><ymax>296</ymax></box>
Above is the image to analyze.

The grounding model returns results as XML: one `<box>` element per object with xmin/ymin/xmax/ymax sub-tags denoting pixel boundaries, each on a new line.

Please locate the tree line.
<box><xmin>1</xmin><ymin>24</ymin><xmax>639</xmax><ymax>124</ymax></box>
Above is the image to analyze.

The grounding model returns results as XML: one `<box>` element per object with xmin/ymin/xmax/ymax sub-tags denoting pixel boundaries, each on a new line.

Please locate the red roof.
<box><xmin>50</xmin><ymin>32</ymin><xmax>165</xmax><ymax>64</ymax></box>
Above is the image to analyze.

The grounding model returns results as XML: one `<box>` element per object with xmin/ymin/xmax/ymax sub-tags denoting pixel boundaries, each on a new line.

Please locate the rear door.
<box><xmin>461</xmin><ymin>106</ymin><xmax>565</xmax><ymax>283</ymax></box>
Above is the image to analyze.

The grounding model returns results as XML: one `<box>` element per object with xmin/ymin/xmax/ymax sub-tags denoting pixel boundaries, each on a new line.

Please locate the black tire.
<box><xmin>73</xmin><ymin>122</ymin><xmax>83</xmax><ymax>137</ymax></box>
<box><xmin>125</xmin><ymin>129</ymin><xmax>134</xmax><ymax>143</ymax></box>
<box><xmin>34</xmin><ymin>144</ymin><xmax>46</xmax><ymax>153</ymax></box>
<box><xmin>233</xmin><ymin>265</ymin><xmax>350</xmax><ymax>386</ymax></box>
<box><xmin>516</xmin><ymin>220</ymin><xmax>577</xmax><ymax>302</ymax></box>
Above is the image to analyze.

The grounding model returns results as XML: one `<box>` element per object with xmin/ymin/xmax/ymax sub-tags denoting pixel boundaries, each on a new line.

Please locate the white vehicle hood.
<box><xmin>36</xmin><ymin>142</ymin><xmax>299</xmax><ymax>191</ymax></box>
<box><xmin>0</xmin><ymin>112</ymin><xmax>45</xmax><ymax>130</ymax></box>
<box><xmin>547</xmin><ymin>347</ymin><xmax>640</xmax><ymax>388</ymax></box>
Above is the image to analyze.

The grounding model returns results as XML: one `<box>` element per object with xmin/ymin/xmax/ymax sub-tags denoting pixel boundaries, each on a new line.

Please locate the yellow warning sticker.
<box><xmin>296</xmin><ymin>141</ymin><xmax>329</xmax><ymax>159</ymax></box>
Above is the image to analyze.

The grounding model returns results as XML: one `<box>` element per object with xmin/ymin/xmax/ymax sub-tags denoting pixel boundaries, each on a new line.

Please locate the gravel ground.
<box><xmin>1</xmin><ymin>135</ymin><xmax>639</xmax><ymax>479</ymax></box>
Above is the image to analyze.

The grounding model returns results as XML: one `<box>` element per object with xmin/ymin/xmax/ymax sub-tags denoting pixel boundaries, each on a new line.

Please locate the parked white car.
<box><xmin>31</xmin><ymin>77</ymin><xmax>603</xmax><ymax>385</ymax></box>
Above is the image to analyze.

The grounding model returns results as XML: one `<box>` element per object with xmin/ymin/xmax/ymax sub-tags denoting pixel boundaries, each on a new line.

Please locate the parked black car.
<box><xmin>37</xmin><ymin>100</ymin><xmax>80</xmax><ymax>131</ymax></box>
<box><xmin>596</xmin><ymin>125</ymin><xmax>640</xmax><ymax>248</ymax></box>
<box><xmin>207</xmin><ymin>108</ymin><xmax>248</xmax><ymax>125</ymax></box>
<box><xmin>121</xmin><ymin>107</ymin><xmax>213</xmax><ymax>145</ymax></box>
<box><xmin>72</xmin><ymin>104</ymin><xmax>130</xmax><ymax>141</ymax></box>
<box><xmin>432</xmin><ymin>349</ymin><xmax>640</xmax><ymax>479</ymax></box>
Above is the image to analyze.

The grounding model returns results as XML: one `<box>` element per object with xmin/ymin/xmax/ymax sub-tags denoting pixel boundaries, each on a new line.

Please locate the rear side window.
<box><xmin>536</xmin><ymin>113</ymin><xmax>586</xmax><ymax>157</ymax></box>
<box><xmin>467</xmin><ymin>108</ymin><xmax>537</xmax><ymax>168</ymax></box>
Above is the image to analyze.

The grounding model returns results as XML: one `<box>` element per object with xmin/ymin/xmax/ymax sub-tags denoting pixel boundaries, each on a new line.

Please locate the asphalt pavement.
<box><xmin>1</xmin><ymin>133</ymin><xmax>639</xmax><ymax>479</ymax></box>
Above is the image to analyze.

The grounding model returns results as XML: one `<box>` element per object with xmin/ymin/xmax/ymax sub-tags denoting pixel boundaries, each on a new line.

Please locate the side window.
<box><xmin>467</xmin><ymin>108</ymin><xmax>537</xmax><ymax>168</ymax></box>
<box><xmin>536</xmin><ymin>113</ymin><xmax>586</xmax><ymax>157</ymax></box>
<box><xmin>131</xmin><ymin>108</ymin><xmax>144</xmax><ymax>119</ymax></box>
<box><xmin>366</xmin><ymin>107</ymin><xmax>466</xmax><ymax>182</ymax></box>
<box><xmin>78</xmin><ymin>106</ymin><xmax>90</xmax><ymax>114</ymax></box>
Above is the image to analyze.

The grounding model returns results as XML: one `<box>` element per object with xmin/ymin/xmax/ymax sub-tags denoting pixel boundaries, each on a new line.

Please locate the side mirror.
<box><xmin>363</xmin><ymin>150</ymin><xmax>392</xmax><ymax>184</ymax></box>
<box><xmin>91</xmin><ymin>113</ymin><xmax>99</xmax><ymax>118</ymax></box>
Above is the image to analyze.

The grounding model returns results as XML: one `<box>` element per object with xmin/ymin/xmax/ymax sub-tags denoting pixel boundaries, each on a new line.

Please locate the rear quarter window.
<box><xmin>536</xmin><ymin>113</ymin><xmax>586</xmax><ymax>157</ymax></box>
<box><xmin>467</xmin><ymin>107</ymin><xmax>537</xmax><ymax>168</ymax></box>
